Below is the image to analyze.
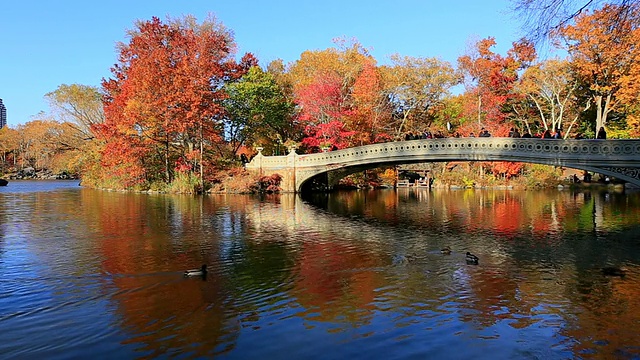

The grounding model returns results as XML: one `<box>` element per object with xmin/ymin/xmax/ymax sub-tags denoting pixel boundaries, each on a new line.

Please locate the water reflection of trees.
<box><xmin>78</xmin><ymin>191</ymin><xmax>387</xmax><ymax>356</ymax></box>
<box><xmin>79</xmin><ymin>191</ymin><xmax>244</xmax><ymax>356</ymax></box>
<box><xmin>68</xmin><ymin>188</ymin><xmax>640</xmax><ymax>357</ymax></box>
<box><xmin>311</xmin><ymin>189</ymin><xmax>640</xmax><ymax>247</ymax></box>
<box><xmin>561</xmin><ymin>265</ymin><xmax>640</xmax><ymax>357</ymax></box>
<box><xmin>304</xmin><ymin>189</ymin><xmax>640</xmax><ymax>357</ymax></box>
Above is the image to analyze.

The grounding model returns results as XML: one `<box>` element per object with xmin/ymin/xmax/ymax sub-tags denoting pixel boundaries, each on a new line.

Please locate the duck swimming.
<box><xmin>184</xmin><ymin>264</ymin><xmax>207</xmax><ymax>277</ymax></box>
<box><xmin>440</xmin><ymin>247</ymin><xmax>452</xmax><ymax>255</ymax></box>
<box><xmin>601</xmin><ymin>266</ymin><xmax>627</xmax><ymax>277</ymax></box>
<box><xmin>465</xmin><ymin>252</ymin><xmax>479</xmax><ymax>265</ymax></box>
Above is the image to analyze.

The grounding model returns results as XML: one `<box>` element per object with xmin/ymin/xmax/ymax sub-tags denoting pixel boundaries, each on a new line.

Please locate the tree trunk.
<box><xmin>477</xmin><ymin>94</ymin><xmax>482</xmax><ymax>124</ymax></box>
<box><xmin>594</xmin><ymin>94</ymin><xmax>611</xmax><ymax>135</ymax></box>
<box><xmin>595</xmin><ymin>95</ymin><xmax>604</xmax><ymax>133</ymax></box>
<box><xmin>165</xmin><ymin>138</ymin><xmax>170</xmax><ymax>183</ymax></box>
<box><xmin>199</xmin><ymin>121</ymin><xmax>203</xmax><ymax>185</ymax></box>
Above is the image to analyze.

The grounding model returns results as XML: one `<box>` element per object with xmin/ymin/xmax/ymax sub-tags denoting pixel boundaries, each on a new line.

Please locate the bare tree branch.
<box><xmin>511</xmin><ymin>0</ymin><xmax>638</xmax><ymax>43</ymax></box>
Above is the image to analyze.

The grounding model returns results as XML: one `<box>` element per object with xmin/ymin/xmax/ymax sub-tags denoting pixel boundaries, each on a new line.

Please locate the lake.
<box><xmin>1</xmin><ymin>181</ymin><xmax>640</xmax><ymax>359</ymax></box>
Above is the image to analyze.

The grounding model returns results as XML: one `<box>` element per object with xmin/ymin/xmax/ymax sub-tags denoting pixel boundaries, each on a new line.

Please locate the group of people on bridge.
<box><xmin>243</xmin><ymin>125</ymin><xmax>610</xmax><ymax>162</ymax></box>
<box><xmin>402</xmin><ymin>126</ymin><xmax>608</xmax><ymax>141</ymax></box>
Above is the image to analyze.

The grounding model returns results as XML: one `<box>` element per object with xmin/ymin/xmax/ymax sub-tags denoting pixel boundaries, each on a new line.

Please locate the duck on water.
<box><xmin>466</xmin><ymin>252</ymin><xmax>479</xmax><ymax>265</ymax></box>
<box><xmin>184</xmin><ymin>264</ymin><xmax>207</xmax><ymax>277</ymax></box>
<box><xmin>601</xmin><ymin>266</ymin><xmax>627</xmax><ymax>277</ymax></box>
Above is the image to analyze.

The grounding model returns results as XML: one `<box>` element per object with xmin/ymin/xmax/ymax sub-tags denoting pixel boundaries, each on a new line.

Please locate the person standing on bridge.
<box><xmin>597</xmin><ymin>127</ymin><xmax>607</xmax><ymax>139</ymax></box>
<box><xmin>553</xmin><ymin>128</ymin><xmax>562</xmax><ymax>139</ymax></box>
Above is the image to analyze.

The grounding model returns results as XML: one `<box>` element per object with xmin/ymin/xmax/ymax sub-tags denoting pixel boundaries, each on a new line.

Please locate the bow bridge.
<box><xmin>245</xmin><ymin>138</ymin><xmax>640</xmax><ymax>192</ymax></box>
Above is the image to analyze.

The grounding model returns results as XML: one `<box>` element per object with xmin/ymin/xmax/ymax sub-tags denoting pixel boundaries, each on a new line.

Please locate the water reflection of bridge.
<box><xmin>246</xmin><ymin>195</ymin><xmax>388</xmax><ymax>245</ymax></box>
<box><xmin>246</xmin><ymin>138</ymin><xmax>640</xmax><ymax>192</ymax></box>
<box><xmin>245</xmin><ymin>190</ymin><xmax>626</xmax><ymax>242</ymax></box>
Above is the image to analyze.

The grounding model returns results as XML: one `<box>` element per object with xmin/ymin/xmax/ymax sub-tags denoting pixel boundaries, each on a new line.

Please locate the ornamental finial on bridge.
<box><xmin>288</xmin><ymin>145</ymin><xmax>297</xmax><ymax>154</ymax></box>
<box><xmin>256</xmin><ymin>147</ymin><xmax>264</xmax><ymax>154</ymax></box>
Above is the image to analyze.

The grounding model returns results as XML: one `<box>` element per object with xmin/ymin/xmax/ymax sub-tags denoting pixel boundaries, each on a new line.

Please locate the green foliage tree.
<box><xmin>223</xmin><ymin>66</ymin><xmax>298</xmax><ymax>154</ymax></box>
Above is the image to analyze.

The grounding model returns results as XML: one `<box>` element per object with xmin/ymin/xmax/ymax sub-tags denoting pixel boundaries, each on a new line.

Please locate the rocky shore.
<box><xmin>6</xmin><ymin>167</ymin><xmax>79</xmax><ymax>180</ymax></box>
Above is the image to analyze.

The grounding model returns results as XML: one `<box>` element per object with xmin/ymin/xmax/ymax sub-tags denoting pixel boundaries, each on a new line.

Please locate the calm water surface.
<box><xmin>1</xmin><ymin>181</ymin><xmax>640</xmax><ymax>359</ymax></box>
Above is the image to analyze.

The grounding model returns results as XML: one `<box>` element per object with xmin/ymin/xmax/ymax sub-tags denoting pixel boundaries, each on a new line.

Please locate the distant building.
<box><xmin>0</xmin><ymin>98</ymin><xmax>6</xmax><ymax>129</ymax></box>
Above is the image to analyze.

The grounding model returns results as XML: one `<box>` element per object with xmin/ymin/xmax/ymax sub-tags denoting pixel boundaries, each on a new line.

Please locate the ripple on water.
<box><xmin>3</xmin><ymin>186</ymin><xmax>640</xmax><ymax>358</ymax></box>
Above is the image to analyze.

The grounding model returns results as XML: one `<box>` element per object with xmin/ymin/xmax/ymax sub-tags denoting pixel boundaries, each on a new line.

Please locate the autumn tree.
<box><xmin>350</xmin><ymin>61</ymin><xmax>392</xmax><ymax>144</ymax></box>
<box><xmin>457</xmin><ymin>38</ymin><xmax>535</xmax><ymax>180</ymax></box>
<box><xmin>0</xmin><ymin>127</ymin><xmax>19</xmax><ymax>172</ymax></box>
<box><xmin>379</xmin><ymin>55</ymin><xmax>460</xmax><ymax>137</ymax></box>
<box><xmin>458</xmin><ymin>37</ymin><xmax>536</xmax><ymax>128</ymax></box>
<box><xmin>288</xmin><ymin>39</ymin><xmax>384</xmax><ymax>150</ymax></box>
<box><xmin>287</xmin><ymin>38</ymin><xmax>372</xmax><ymax>95</ymax></box>
<box><xmin>13</xmin><ymin>119</ymin><xmax>84</xmax><ymax>171</ymax></box>
<box><xmin>518</xmin><ymin>59</ymin><xmax>583</xmax><ymax>137</ymax></box>
<box><xmin>559</xmin><ymin>4</ymin><xmax>640</xmax><ymax>134</ymax></box>
<box><xmin>45</xmin><ymin>84</ymin><xmax>105</xmax><ymax>139</ymax></box>
<box><xmin>296</xmin><ymin>72</ymin><xmax>355</xmax><ymax>150</ymax></box>
<box><xmin>97</xmin><ymin>15</ymin><xmax>255</xmax><ymax>188</ymax></box>
<box><xmin>267</xmin><ymin>59</ymin><xmax>297</xmax><ymax>114</ymax></box>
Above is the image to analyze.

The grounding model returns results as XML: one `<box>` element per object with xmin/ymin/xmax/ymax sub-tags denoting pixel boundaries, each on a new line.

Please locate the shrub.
<box><xmin>167</xmin><ymin>172</ymin><xmax>202</xmax><ymax>194</ymax></box>
<box><xmin>209</xmin><ymin>168</ymin><xmax>261</xmax><ymax>194</ymax></box>
<box><xmin>257</xmin><ymin>174</ymin><xmax>282</xmax><ymax>193</ymax></box>
<box><xmin>523</xmin><ymin>164</ymin><xmax>563</xmax><ymax>188</ymax></box>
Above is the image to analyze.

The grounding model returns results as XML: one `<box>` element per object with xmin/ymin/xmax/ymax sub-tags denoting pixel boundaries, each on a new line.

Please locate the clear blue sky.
<box><xmin>1</xmin><ymin>0</ymin><xmax>530</xmax><ymax>127</ymax></box>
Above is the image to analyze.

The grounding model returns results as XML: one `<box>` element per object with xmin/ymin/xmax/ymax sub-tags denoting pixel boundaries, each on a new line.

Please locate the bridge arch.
<box><xmin>245</xmin><ymin>138</ymin><xmax>640</xmax><ymax>192</ymax></box>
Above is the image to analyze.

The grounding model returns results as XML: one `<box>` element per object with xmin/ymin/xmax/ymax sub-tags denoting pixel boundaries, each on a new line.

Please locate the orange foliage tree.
<box><xmin>9</xmin><ymin>119</ymin><xmax>84</xmax><ymax>172</ymax></box>
<box><xmin>350</xmin><ymin>61</ymin><xmax>392</xmax><ymax>144</ymax></box>
<box><xmin>97</xmin><ymin>15</ymin><xmax>256</xmax><ymax>188</ymax></box>
<box><xmin>458</xmin><ymin>37</ymin><xmax>536</xmax><ymax>129</ymax></box>
<box><xmin>0</xmin><ymin>127</ymin><xmax>19</xmax><ymax>172</ymax></box>
<box><xmin>457</xmin><ymin>38</ymin><xmax>535</xmax><ymax>179</ymax></box>
<box><xmin>559</xmin><ymin>4</ymin><xmax>640</xmax><ymax>134</ymax></box>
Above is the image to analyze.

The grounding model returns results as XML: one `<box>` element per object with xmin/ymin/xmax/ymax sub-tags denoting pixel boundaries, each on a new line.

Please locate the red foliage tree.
<box><xmin>296</xmin><ymin>73</ymin><xmax>355</xmax><ymax>150</ymax></box>
<box><xmin>97</xmin><ymin>16</ymin><xmax>256</xmax><ymax>186</ymax></box>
